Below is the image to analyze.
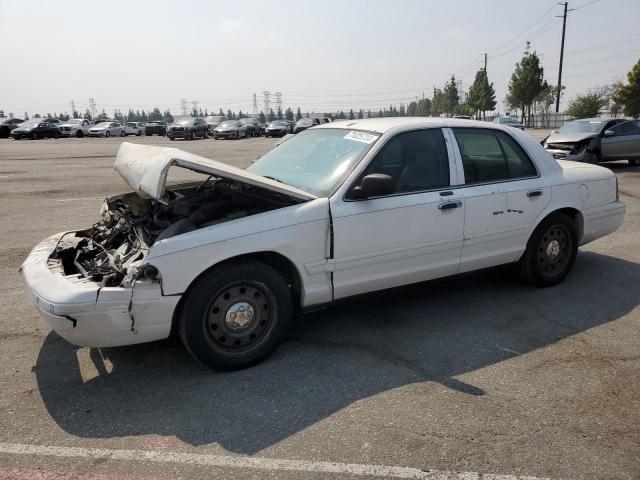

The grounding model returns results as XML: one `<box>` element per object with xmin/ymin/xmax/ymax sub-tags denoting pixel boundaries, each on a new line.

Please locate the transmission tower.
<box><xmin>275</xmin><ymin>91</ymin><xmax>282</xmax><ymax>115</ymax></box>
<box><xmin>262</xmin><ymin>91</ymin><xmax>271</xmax><ymax>115</ymax></box>
<box><xmin>70</xmin><ymin>100</ymin><xmax>76</xmax><ymax>118</ymax></box>
<box><xmin>252</xmin><ymin>93</ymin><xmax>258</xmax><ymax>117</ymax></box>
<box><xmin>179</xmin><ymin>98</ymin><xmax>188</xmax><ymax>115</ymax></box>
<box><xmin>89</xmin><ymin>98</ymin><xmax>96</xmax><ymax>120</ymax></box>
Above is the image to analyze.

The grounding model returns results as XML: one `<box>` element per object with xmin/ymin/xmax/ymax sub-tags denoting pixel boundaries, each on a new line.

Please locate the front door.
<box><xmin>330</xmin><ymin>128</ymin><xmax>464</xmax><ymax>300</ymax></box>
<box><xmin>601</xmin><ymin>120</ymin><xmax>640</xmax><ymax>160</ymax></box>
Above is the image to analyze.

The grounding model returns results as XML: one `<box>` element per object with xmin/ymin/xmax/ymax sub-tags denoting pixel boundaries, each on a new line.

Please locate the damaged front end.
<box><xmin>56</xmin><ymin>177</ymin><xmax>302</xmax><ymax>288</ymax></box>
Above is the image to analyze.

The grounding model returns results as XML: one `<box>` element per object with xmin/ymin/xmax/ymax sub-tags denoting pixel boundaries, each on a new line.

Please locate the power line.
<box><xmin>485</xmin><ymin>4</ymin><xmax>557</xmax><ymax>55</ymax></box>
<box><xmin>572</xmin><ymin>0</ymin><xmax>601</xmax><ymax>11</ymax></box>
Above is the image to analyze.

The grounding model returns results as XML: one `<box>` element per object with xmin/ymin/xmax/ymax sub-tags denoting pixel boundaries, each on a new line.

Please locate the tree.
<box><xmin>442</xmin><ymin>75</ymin><xmax>460</xmax><ymax>116</ymax></box>
<box><xmin>415</xmin><ymin>98</ymin><xmax>432</xmax><ymax>116</ymax></box>
<box><xmin>348</xmin><ymin>109</ymin><xmax>355</xmax><ymax>120</ymax></box>
<box><xmin>277</xmin><ymin>107</ymin><xmax>283</xmax><ymax>120</ymax></box>
<box><xmin>357</xmin><ymin>109</ymin><xmax>364</xmax><ymax>119</ymax></box>
<box><xmin>566</xmin><ymin>92</ymin><xmax>606</xmax><ymax>119</ymax></box>
<box><xmin>467</xmin><ymin>68</ymin><xmax>497</xmax><ymax>119</ymax></box>
<box><xmin>613</xmin><ymin>58</ymin><xmax>640</xmax><ymax>118</ymax></box>
<box><xmin>507</xmin><ymin>48</ymin><xmax>545</xmax><ymax>125</ymax></box>
<box><xmin>285</xmin><ymin>107</ymin><xmax>294</xmax><ymax>121</ymax></box>
<box><xmin>267</xmin><ymin>109</ymin><xmax>275</xmax><ymax>121</ymax></box>
<box><xmin>399</xmin><ymin>104</ymin><xmax>406</xmax><ymax>116</ymax></box>
<box><xmin>337</xmin><ymin>110</ymin><xmax>346</xmax><ymax>119</ymax></box>
<box><xmin>431</xmin><ymin>89</ymin><xmax>446</xmax><ymax>116</ymax></box>
<box><xmin>164</xmin><ymin>110</ymin><xmax>174</xmax><ymax>123</ymax></box>
<box><xmin>295</xmin><ymin>107</ymin><xmax>302</xmax><ymax>121</ymax></box>
<box><xmin>23</xmin><ymin>112</ymin><xmax>29</xmax><ymax>120</ymax></box>
<box><xmin>238</xmin><ymin>110</ymin><xmax>245</xmax><ymax>119</ymax></box>
<box><xmin>34</xmin><ymin>113</ymin><xmax>41</xmax><ymax>118</ymax></box>
<box><xmin>406</xmin><ymin>102</ymin><xmax>417</xmax><ymax>116</ymax></box>
<box><xmin>258</xmin><ymin>111</ymin><xmax>266</xmax><ymax>124</ymax></box>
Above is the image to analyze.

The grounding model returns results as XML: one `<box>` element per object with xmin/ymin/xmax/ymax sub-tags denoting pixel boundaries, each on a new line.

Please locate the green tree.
<box><xmin>258</xmin><ymin>111</ymin><xmax>266</xmax><ymax>124</ymax></box>
<box><xmin>507</xmin><ymin>48</ymin><xmax>545</xmax><ymax>125</ymax></box>
<box><xmin>163</xmin><ymin>110</ymin><xmax>174</xmax><ymax>123</ymax></box>
<box><xmin>431</xmin><ymin>89</ymin><xmax>446</xmax><ymax>116</ymax></box>
<box><xmin>238</xmin><ymin>110</ymin><xmax>245</xmax><ymax>119</ymax></box>
<box><xmin>613</xmin><ymin>58</ymin><xmax>640</xmax><ymax>118</ymax></box>
<box><xmin>295</xmin><ymin>107</ymin><xmax>302</xmax><ymax>121</ymax></box>
<box><xmin>285</xmin><ymin>107</ymin><xmax>294</xmax><ymax>121</ymax></box>
<box><xmin>467</xmin><ymin>68</ymin><xmax>496</xmax><ymax>119</ymax></box>
<box><xmin>415</xmin><ymin>98</ymin><xmax>432</xmax><ymax>116</ymax></box>
<box><xmin>348</xmin><ymin>109</ymin><xmax>355</xmax><ymax>120</ymax></box>
<box><xmin>442</xmin><ymin>75</ymin><xmax>460</xmax><ymax>116</ymax></box>
<box><xmin>399</xmin><ymin>104</ymin><xmax>406</xmax><ymax>116</ymax></box>
<box><xmin>357</xmin><ymin>109</ymin><xmax>364</xmax><ymax>119</ymax></box>
<box><xmin>337</xmin><ymin>110</ymin><xmax>346</xmax><ymax>119</ymax></box>
<box><xmin>277</xmin><ymin>107</ymin><xmax>283</xmax><ymax>120</ymax></box>
<box><xmin>566</xmin><ymin>92</ymin><xmax>606</xmax><ymax>119</ymax></box>
<box><xmin>267</xmin><ymin>109</ymin><xmax>275</xmax><ymax>121</ymax></box>
<box><xmin>406</xmin><ymin>101</ymin><xmax>417</xmax><ymax>116</ymax></box>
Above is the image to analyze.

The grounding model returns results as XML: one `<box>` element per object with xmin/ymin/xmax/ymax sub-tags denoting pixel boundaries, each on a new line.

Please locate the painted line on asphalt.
<box><xmin>0</xmin><ymin>442</ymin><xmax>555</xmax><ymax>480</ymax></box>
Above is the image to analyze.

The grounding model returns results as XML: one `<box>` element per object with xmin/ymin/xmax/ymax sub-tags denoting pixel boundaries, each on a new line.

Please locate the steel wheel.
<box><xmin>536</xmin><ymin>224</ymin><xmax>571</xmax><ymax>279</ymax></box>
<box><xmin>203</xmin><ymin>281</ymin><xmax>275</xmax><ymax>356</ymax></box>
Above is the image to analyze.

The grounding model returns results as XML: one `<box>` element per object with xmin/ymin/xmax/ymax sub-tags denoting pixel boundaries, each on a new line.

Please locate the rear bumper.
<box><xmin>21</xmin><ymin>232</ymin><xmax>179</xmax><ymax>347</ymax></box>
<box><xmin>580</xmin><ymin>201</ymin><xmax>625</xmax><ymax>245</ymax></box>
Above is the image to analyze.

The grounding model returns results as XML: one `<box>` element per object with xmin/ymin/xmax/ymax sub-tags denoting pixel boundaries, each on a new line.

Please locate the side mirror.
<box><xmin>604</xmin><ymin>129</ymin><xmax>615</xmax><ymax>137</ymax></box>
<box><xmin>351</xmin><ymin>174</ymin><xmax>395</xmax><ymax>199</ymax></box>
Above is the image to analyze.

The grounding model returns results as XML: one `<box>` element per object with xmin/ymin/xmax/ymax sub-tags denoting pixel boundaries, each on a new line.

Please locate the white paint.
<box><xmin>0</xmin><ymin>442</ymin><xmax>555</xmax><ymax>480</ymax></box>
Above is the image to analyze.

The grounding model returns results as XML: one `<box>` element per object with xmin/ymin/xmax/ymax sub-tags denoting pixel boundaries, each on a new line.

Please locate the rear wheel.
<box><xmin>76</xmin><ymin>130</ymin><xmax>84</xmax><ymax>138</ymax></box>
<box><xmin>516</xmin><ymin>213</ymin><xmax>578</xmax><ymax>287</ymax></box>
<box><xmin>105</xmin><ymin>131</ymin><xmax>111</xmax><ymax>138</ymax></box>
<box><xmin>31</xmin><ymin>132</ymin><xmax>38</xmax><ymax>140</ymax></box>
<box><xmin>120</xmin><ymin>130</ymin><xmax>126</xmax><ymax>137</ymax></box>
<box><xmin>54</xmin><ymin>131</ymin><xmax>60</xmax><ymax>139</ymax></box>
<box><xmin>178</xmin><ymin>262</ymin><xmax>293</xmax><ymax>370</ymax></box>
<box><xmin>190</xmin><ymin>130</ymin><xmax>196</xmax><ymax>140</ymax></box>
<box><xmin>137</xmin><ymin>130</ymin><xmax>142</xmax><ymax>136</ymax></box>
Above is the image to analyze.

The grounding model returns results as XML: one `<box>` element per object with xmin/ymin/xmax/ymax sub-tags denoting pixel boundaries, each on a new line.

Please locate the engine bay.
<box><xmin>51</xmin><ymin>177</ymin><xmax>301</xmax><ymax>287</ymax></box>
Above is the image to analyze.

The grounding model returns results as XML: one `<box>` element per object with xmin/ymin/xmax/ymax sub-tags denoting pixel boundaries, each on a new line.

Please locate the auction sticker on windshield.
<box><xmin>343</xmin><ymin>131</ymin><xmax>378</xmax><ymax>144</ymax></box>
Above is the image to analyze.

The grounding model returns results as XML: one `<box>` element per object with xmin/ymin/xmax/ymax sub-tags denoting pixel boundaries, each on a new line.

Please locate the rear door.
<box><xmin>450</xmin><ymin>127</ymin><xmax>550</xmax><ymax>272</ymax></box>
<box><xmin>330</xmin><ymin>127</ymin><xmax>464</xmax><ymax>299</ymax></box>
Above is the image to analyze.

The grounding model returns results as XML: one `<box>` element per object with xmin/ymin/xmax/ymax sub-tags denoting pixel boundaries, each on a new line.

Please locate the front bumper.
<box><xmin>213</xmin><ymin>130</ymin><xmax>238</xmax><ymax>138</ymax></box>
<box><xmin>544</xmin><ymin>146</ymin><xmax>586</xmax><ymax>161</ymax></box>
<box><xmin>21</xmin><ymin>232</ymin><xmax>179</xmax><ymax>347</ymax></box>
<box><xmin>88</xmin><ymin>131</ymin><xmax>106</xmax><ymax>137</ymax></box>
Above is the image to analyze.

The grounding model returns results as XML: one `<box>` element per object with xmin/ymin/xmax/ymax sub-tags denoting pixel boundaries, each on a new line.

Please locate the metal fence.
<box><xmin>487</xmin><ymin>112</ymin><xmax>623</xmax><ymax>129</ymax></box>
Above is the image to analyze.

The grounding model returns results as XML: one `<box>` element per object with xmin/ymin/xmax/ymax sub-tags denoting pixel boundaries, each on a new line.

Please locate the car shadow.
<box><xmin>33</xmin><ymin>251</ymin><xmax>640</xmax><ymax>454</ymax></box>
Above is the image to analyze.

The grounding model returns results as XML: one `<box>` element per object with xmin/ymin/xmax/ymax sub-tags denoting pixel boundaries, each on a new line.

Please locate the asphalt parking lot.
<box><xmin>0</xmin><ymin>132</ymin><xmax>639</xmax><ymax>480</ymax></box>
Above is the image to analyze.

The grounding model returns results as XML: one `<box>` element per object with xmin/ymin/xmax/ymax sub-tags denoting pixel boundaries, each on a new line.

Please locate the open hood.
<box><xmin>114</xmin><ymin>142</ymin><xmax>316</xmax><ymax>202</ymax></box>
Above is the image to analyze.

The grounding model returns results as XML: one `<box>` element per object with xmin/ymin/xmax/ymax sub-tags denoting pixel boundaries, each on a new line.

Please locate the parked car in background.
<box><xmin>293</xmin><ymin>117</ymin><xmax>320</xmax><ymax>133</ymax></box>
<box><xmin>453</xmin><ymin>115</ymin><xmax>472</xmax><ymax>120</ymax></box>
<box><xmin>124</xmin><ymin>122</ymin><xmax>145</xmax><ymax>136</ymax></box>
<box><xmin>0</xmin><ymin>118</ymin><xmax>24</xmax><ymax>138</ymax></box>
<box><xmin>319</xmin><ymin>117</ymin><xmax>332</xmax><ymax>124</ymax></box>
<box><xmin>167</xmin><ymin>116</ymin><xmax>208</xmax><ymax>140</ymax></box>
<box><xmin>265</xmin><ymin>120</ymin><xmax>289</xmax><ymax>137</ymax></box>
<box><xmin>213</xmin><ymin>120</ymin><xmax>247</xmax><ymax>139</ymax></box>
<box><xmin>58</xmin><ymin>118</ymin><xmax>93</xmax><ymax>138</ymax></box>
<box><xmin>240</xmin><ymin>117</ymin><xmax>261</xmax><ymax>137</ymax></box>
<box><xmin>11</xmin><ymin>119</ymin><xmax>60</xmax><ymax>139</ymax></box>
<box><xmin>88</xmin><ymin>122</ymin><xmax>126</xmax><ymax>137</ymax></box>
<box><xmin>145</xmin><ymin>121</ymin><xmax>167</xmax><ymax>136</ymax></box>
<box><xmin>21</xmin><ymin>118</ymin><xmax>625</xmax><ymax>370</ymax></box>
<box><xmin>493</xmin><ymin>116</ymin><xmax>524</xmax><ymax>130</ymax></box>
<box><xmin>543</xmin><ymin>118</ymin><xmax>639</xmax><ymax>165</ymax></box>
<box><xmin>284</xmin><ymin>119</ymin><xmax>295</xmax><ymax>132</ymax></box>
<box><xmin>205</xmin><ymin>115</ymin><xmax>227</xmax><ymax>134</ymax></box>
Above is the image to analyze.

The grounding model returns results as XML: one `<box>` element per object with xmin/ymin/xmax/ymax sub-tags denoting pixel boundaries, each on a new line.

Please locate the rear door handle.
<box><xmin>527</xmin><ymin>190</ymin><xmax>543</xmax><ymax>198</ymax></box>
<box><xmin>438</xmin><ymin>200</ymin><xmax>462</xmax><ymax>210</ymax></box>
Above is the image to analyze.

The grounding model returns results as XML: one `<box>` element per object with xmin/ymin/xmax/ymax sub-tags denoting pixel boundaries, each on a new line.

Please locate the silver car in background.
<box><xmin>492</xmin><ymin>116</ymin><xmax>524</xmax><ymax>130</ymax></box>
<box><xmin>543</xmin><ymin>118</ymin><xmax>639</xmax><ymax>166</ymax></box>
<box><xmin>88</xmin><ymin>122</ymin><xmax>126</xmax><ymax>137</ymax></box>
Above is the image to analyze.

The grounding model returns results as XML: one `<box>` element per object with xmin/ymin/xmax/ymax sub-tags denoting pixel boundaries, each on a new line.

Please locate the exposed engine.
<box><xmin>52</xmin><ymin>178</ymin><xmax>300</xmax><ymax>287</ymax></box>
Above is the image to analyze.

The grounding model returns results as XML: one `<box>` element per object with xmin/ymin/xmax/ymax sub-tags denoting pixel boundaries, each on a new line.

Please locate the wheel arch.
<box><xmin>534</xmin><ymin>207</ymin><xmax>584</xmax><ymax>242</ymax></box>
<box><xmin>169</xmin><ymin>251</ymin><xmax>303</xmax><ymax>336</ymax></box>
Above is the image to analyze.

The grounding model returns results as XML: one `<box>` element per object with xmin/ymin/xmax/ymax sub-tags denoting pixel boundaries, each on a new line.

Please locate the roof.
<box><xmin>312</xmin><ymin>117</ymin><xmax>505</xmax><ymax>134</ymax></box>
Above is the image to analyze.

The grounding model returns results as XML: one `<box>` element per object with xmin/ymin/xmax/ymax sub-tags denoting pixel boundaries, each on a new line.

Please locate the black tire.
<box><xmin>629</xmin><ymin>158</ymin><xmax>639</xmax><ymax>166</ymax></box>
<box><xmin>584</xmin><ymin>151</ymin><xmax>599</xmax><ymax>164</ymax></box>
<box><xmin>105</xmin><ymin>131</ymin><xmax>111</xmax><ymax>138</ymax></box>
<box><xmin>137</xmin><ymin>130</ymin><xmax>142</xmax><ymax>136</ymax></box>
<box><xmin>76</xmin><ymin>130</ymin><xmax>84</xmax><ymax>138</ymax></box>
<box><xmin>31</xmin><ymin>132</ymin><xmax>38</xmax><ymax>140</ymax></box>
<box><xmin>120</xmin><ymin>130</ymin><xmax>126</xmax><ymax>137</ymax></box>
<box><xmin>516</xmin><ymin>213</ymin><xmax>578</xmax><ymax>287</ymax></box>
<box><xmin>54</xmin><ymin>131</ymin><xmax>60</xmax><ymax>139</ymax></box>
<box><xmin>169</xmin><ymin>136</ymin><xmax>175</xmax><ymax>141</ymax></box>
<box><xmin>177</xmin><ymin>261</ymin><xmax>293</xmax><ymax>370</ymax></box>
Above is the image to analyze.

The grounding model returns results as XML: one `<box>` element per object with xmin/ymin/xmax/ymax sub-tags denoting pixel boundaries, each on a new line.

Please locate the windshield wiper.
<box><xmin>263</xmin><ymin>175</ymin><xmax>284</xmax><ymax>184</ymax></box>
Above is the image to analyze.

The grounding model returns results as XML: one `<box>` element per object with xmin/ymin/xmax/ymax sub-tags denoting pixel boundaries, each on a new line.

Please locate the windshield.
<box><xmin>94</xmin><ymin>122</ymin><xmax>110</xmax><ymax>127</ymax></box>
<box><xmin>18</xmin><ymin>120</ymin><xmax>41</xmax><ymax>128</ymax></box>
<box><xmin>297</xmin><ymin>118</ymin><xmax>314</xmax><ymax>126</ymax></box>
<box><xmin>66</xmin><ymin>119</ymin><xmax>83</xmax><ymax>124</ymax></box>
<box><xmin>248</xmin><ymin>128</ymin><xmax>380</xmax><ymax>196</ymax></box>
<box><xmin>500</xmin><ymin>117</ymin><xmax>520</xmax><ymax>124</ymax></box>
<box><xmin>219</xmin><ymin>121</ymin><xmax>238</xmax><ymax>128</ymax></box>
<box><xmin>558</xmin><ymin>119</ymin><xmax>604</xmax><ymax>134</ymax></box>
<box><xmin>269</xmin><ymin>121</ymin><xmax>285</xmax><ymax>126</ymax></box>
<box><xmin>174</xmin><ymin>119</ymin><xmax>192</xmax><ymax>126</ymax></box>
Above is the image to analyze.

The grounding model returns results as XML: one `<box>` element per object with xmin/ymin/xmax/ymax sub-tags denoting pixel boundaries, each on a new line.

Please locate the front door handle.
<box><xmin>438</xmin><ymin>200</ymin><xmax>462</xmax><ymax>210</ymax></box>
<box><xmin>527</xmin><ymin>190</ymin><xmax>543</xmax><ymax>198</ymax></box>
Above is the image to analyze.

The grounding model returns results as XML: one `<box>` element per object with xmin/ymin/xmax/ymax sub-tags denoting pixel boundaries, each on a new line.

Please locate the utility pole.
<box><xmin>70</xmin><ymin>100</ymin><xmax>76</xmax><ymax>118</ymax></box>
<box><xmin>89</xmin><ymin>98</ymin><xmax>96</xmax><ymax>120</ymax></box>
<box><xmin>556</xmin><ymin>2</ymin><xmax>569</xmax><ymax>113</ymax></box>
<box><xmin>252</xmin><ymin>93</ymin><xmax>258</xmax><ymax>118</ymax></box>
<box><xmin>484</xmin><ymin>53</ymin><xmax>487</xmax><ymax>72</ymax></box>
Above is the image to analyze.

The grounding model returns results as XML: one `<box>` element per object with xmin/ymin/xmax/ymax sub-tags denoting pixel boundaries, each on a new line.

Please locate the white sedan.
<box><xmin>88</xmin><ymin>121</ymin><xmax>126</xmax><ymax>137</ymax></box>
<box><xmin>21</xmin><ymin>118</ymin><xmax>625</xmax><ymax>370</ymax></box>
<box><xmin>124</xmin><ymin>121</ymin><xmax>145</xmax><ymax>136</ymax></box>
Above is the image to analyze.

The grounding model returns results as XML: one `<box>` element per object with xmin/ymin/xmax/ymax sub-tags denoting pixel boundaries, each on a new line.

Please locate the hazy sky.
<box><xmin>1</xmin><ymin>0</ymin><xmax>639</xmax><ymax>118</ymax></box>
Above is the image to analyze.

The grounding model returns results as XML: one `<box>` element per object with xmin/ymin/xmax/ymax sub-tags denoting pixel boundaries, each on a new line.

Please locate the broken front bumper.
<box><xmin>21</xmin><ymin>232</ymin><xmax>180</xmax><ymax>348</ymax></box>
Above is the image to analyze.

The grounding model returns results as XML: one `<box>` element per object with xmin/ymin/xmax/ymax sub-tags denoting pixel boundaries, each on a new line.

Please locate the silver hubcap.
<box><xmin>225</xmin><ymin>302</ymin><xmax>255</xmax><ymax>331</ymax></box>
<box><xmin>546</xmin><ymin>239</ymin><xmax>560</xmax><ymax>259</ymax></box>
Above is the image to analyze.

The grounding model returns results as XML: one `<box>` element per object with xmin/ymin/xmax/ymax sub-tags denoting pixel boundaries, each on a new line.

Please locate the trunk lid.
<box><xmin>114</xmin><ymin>142</ymin><xmax>316</xmax><ymax>202</ymax></box>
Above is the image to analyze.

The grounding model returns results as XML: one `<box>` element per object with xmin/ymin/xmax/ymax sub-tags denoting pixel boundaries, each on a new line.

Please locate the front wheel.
<box><xmin>178</xmin><ymin>262</ymin><xmax>293</xmax><ymax>370</ymax></box>
<box><xmin>76</xmin><ymin>130</ymin><xmax>84</xmax><ymax>138</ymax></box>
<box><xmin>54</xmin><ymin>131</ymin><xmax>60</xmax><ymax>139</ymax></box>
<box><xmin>516</xmin><ymin>213</ymin><xmax>578</xmax><ymax>287</ymax></box>
<box><xmin>137</xmin><ymin>130</ymin><xmax>142</xmax><ymax>136</ymax></box>
<box><xmin>584</xmin><ymin>151</ymin><xmax>599</xmax><ymax>164</ymax></box>
<box><xmin>120</xmin><ymin>130</ymin><xmax>126</xmax><ymax>137</ymax></box>
<box><xmin>31</xmin><ymin>132</ymin><xmax>38</xmax><ymax>140</ymax></box>
<box><xmin>105</xmin><ymin>131</ymin><xmax>111</xmax><ymax>138</ymax></box>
